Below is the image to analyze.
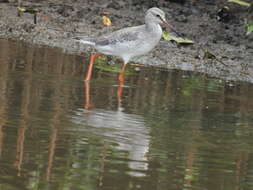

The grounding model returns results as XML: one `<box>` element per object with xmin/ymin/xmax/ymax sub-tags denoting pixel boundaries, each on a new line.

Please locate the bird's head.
<box><xmin>145</xmin><ymin>7</ymin><xmax>179</xmax><ymax>35</ymax></box>
<box><xmin>145</xmin><ymin>7</ymin><xmax>167</xmax><ymax>25</ymax></box>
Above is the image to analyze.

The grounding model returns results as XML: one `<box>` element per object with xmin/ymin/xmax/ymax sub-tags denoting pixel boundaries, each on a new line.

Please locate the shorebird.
<box><xmin>75</xmin><ymin>7</ymin><xmax>176</xmax><ymax>83</ymax></box>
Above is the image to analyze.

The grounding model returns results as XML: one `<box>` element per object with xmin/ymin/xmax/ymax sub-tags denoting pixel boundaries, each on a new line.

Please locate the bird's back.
<box><xmin>94</xmin><ymin>24</ymin><xmax>162</xmax><ymax>58</ymax></box>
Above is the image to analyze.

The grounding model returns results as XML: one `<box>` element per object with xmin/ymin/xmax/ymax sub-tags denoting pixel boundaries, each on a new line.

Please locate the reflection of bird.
<box><xmin>71</xmin><ymin>79</ymin><xmax>150</xmax><ymax>177</ymax></box>
<box><xmin>71</xmin><ymin>108</ymin><xmax>150</xmax><ymax>177</ymax></box>
<box><xmin>75</xmin><ymin>7</ymin><xmax>176</xmax><ymax>82</ymax></box>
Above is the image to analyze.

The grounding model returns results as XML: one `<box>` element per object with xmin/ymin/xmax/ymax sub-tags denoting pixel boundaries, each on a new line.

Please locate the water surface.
<box><xmin>0</xmin><ymin>39</ymin><xmax>253</xmax><ymax>190</ymax></box>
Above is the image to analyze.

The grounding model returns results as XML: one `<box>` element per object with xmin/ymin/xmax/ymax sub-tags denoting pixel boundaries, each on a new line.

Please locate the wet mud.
<box><xmin>0</xmin><ymin>0</ymin><xmax>252</xmax><ymax>82</ymax></box>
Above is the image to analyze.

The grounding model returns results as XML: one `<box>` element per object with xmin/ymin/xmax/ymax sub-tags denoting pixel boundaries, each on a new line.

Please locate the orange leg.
<box><xmin>118</xmin><ymin>64</ymin><xmax>127</xmax><ymax>86</ymax></box>
<box><xmin>85</xmin><ymin>53</ymin><xmax>102</xmax><ymax>81</ymax></box>
<box><xmin>83</xmin><ymin>81</ymin><xmax>93</xmax><ymax>109</ymax></box>
<box><xmin>117</xmin><ymin>85</ymin><xmax>123</xmax><ymax>108</ymax></box>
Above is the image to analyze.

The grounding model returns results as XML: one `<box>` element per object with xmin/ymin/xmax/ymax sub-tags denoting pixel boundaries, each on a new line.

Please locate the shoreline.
<box><xmin>0</xmin><ymin>0</ymin><xmax>252</xmax><ymax>82</ymax></box>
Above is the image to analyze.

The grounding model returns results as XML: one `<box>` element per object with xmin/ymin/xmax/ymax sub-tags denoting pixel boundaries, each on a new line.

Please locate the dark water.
<box><xmin>0</xmin><ymin>39</ymin><xmax>253</xmax><ymax>190</ymax></box>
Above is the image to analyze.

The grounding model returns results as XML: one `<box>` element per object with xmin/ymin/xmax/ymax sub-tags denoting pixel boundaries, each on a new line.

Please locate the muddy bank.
<box><xmin>0</xmin><ymin>0</ymin><xmax>253</xmax><ymax>82</ymax></box>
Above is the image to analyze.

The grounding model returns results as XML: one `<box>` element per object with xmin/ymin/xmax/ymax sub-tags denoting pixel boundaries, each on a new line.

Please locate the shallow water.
<box><xmin>0</xmin><ymin>39</ymin><xmax>253</xmax><ymax>190</ymax></box>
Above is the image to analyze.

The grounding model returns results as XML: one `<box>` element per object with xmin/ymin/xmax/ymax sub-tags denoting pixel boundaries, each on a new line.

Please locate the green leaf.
<box><xmin>203</xmin><ymin>50</ymin><xmax>216</xmax><ymax>59</ymax></box>
<box><xmin>17</xmin><ymin>7</ymin><xmax>26</xmax><ymax>12</ymax></box>
<box><xmin>17</xmin><ymin>7</ymin><xmax>38</xmax><ymax>14</ymax></box>
<box><xmin>162</xmin><ymin>31</ymin><xmax>170</xmax><ymax>40</ymax></box>
<box><xmin>162</xmin><ymin>31</ymin><xmax>194</xmax><ymax>44</ymax></box>
<box><xmin>94</xmin><ymin>57</ymin><xmax>134</xmax><ymax>74</ymax></box>
<box><xmin>25</xmin><ymin>8</ymin><xmax>38</xmax><ymax>14</ymax></box>
<box><xmin>227</xmin><ymin>0</ymin><xmax>251</xmax><ymax>7</ymax></box>
<box><xmin>246</xmin><ymin>22</ymin><xmax>253</xmax><ymax>35</ymax></box>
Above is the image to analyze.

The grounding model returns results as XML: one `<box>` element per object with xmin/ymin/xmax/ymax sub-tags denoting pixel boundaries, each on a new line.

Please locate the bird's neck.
<box><xmin>145</xmin><ymin>22</ymin><xmax>162</xmax><ymax>35</ymax></box>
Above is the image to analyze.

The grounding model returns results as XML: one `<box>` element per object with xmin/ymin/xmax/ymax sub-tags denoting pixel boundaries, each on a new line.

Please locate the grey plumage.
<box><xmin>76</xmin><ymin>7</ymin><xmax>167</xmax><ymax>64</ymax></box>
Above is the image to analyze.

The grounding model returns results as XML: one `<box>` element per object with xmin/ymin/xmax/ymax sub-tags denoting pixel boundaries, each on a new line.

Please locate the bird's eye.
<box><xmin>156</xmin><ymin>14</ymin><xmax>160</xmax><ymax>18</ymax></box>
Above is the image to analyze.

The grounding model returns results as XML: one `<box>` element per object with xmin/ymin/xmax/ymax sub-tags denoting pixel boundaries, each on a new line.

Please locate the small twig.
<box><xmin>198</xmin><ymin>45</ymin><xmax>229</xmax><ymax>66</ymax></box>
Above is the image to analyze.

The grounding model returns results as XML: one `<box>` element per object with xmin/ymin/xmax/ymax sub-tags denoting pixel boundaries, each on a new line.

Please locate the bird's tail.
<box><xmin>73</xmin><ymin>36</ymin><xmax>96</xmax><ymax>46</ymax></box>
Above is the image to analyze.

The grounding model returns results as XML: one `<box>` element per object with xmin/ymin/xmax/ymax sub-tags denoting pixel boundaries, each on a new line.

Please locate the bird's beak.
<box><xmin>161</xmin><ymin>20</ymin><xmax>181</xmax><ymax>36</ymax></box>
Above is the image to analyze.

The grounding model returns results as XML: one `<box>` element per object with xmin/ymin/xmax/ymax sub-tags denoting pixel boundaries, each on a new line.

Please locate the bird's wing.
<box><xmin>95</xmin><ymin>25</ymin><xmax>145</xmax><ymax>46</ymax></box>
